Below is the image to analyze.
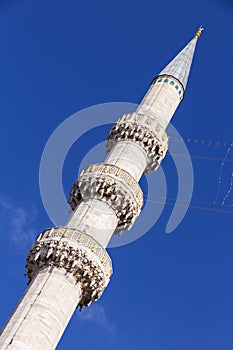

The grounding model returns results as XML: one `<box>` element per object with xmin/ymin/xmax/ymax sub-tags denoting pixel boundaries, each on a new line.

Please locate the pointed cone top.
<box><xmin>158</xmin><ymin>27</ymin><xmax>204</xmax><ymax>90</ymax></box>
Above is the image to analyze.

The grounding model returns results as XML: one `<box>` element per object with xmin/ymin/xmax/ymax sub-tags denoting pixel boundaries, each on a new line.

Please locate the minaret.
<box><xmin>0</xmin><ymin>27</ymin><xmax>203</xmax><ymax>350</ymax></box>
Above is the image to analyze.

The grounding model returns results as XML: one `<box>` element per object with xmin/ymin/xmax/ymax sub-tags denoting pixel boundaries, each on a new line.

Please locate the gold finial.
<box><xmin>195</xmin><ymin>26</ymin><xmax>204</xmax><ymax>38</ymax></box>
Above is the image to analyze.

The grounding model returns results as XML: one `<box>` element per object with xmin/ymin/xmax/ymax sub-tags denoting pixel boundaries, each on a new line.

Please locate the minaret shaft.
<box><xmin>66</xmin><ymin>199</ymin><xmax>118</xmax><ymax>247</ymax></box>
<box><xmin>105</xmin><ymin>141</ymin><xmax>148</xmax><ymax>181</ymax></box>
<box><xmin>0</xmin><ymin>268</ymin><xmax>81</xmax><ymax>350</ymax></box>
<box><xmin>136</xmin><ymin>76</ymin><xmax>184</xmax><ymax>130</ymax></box>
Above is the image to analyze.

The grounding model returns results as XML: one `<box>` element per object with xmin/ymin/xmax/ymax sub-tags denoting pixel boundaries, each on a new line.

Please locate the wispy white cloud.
<box><xmin>78</xmin><ymin>304</ymin><xmax>116</xmax><ymax>336</ymax></box>
<box><xmin>0</xmin><ymin>196</ymin><xmax>37</xmax><ymax>248</ymax></box>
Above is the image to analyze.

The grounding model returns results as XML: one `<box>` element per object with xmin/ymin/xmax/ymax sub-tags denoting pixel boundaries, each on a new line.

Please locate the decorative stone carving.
<box><xmin>68</xmin><ymin>163</ymin><xmax>143</xmax><ymax>234</ymax></box>
<box><xmin>106</xmin><ymin>112</ymin><xmax>169</xmax><ymax>173</ymax></box>
<box><xmin>26</xmin><ymin>227</ymin><xmax>112</xmax><ymax>309</ymax></box>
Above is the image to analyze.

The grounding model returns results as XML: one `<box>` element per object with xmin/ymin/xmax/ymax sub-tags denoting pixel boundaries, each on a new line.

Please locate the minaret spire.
<box><xmin>158</xmin><ymin>27</ymin><xmax>204</xmax><ymax>90</ymax></box>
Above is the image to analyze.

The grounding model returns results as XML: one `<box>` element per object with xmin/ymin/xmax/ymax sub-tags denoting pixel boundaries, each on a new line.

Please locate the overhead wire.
<box><xmin>142</xmin><ymin>136</ymin><xmax>233</xmax><ymax>214</ymax></box>
<box><xmin>222</xmin><ymin>172</ymin><xmax>233</xmax><ymax>205</ymax></box>
<box><xmin>213</xmin><ymin>146</ymin><xmax>232</xmax><ymax>204</ymax></box>
<box><xmin>145</xmin><ymin>198</ymin><xmax>233</xmax><ymax>215</ymax></box>
<box><xmin>144</xmin><ymin>194</ymin><xmax>233</xmax><ymax>208</ymax></box>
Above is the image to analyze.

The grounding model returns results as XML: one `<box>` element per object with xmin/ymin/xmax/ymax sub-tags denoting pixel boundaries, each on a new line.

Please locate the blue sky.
<box><xmin>0</xmin><ymin>0</ymin><xmax>233</xmax><ymax>349</ymax></box>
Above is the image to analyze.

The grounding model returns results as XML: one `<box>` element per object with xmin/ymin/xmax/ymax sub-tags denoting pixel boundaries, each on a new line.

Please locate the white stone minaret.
<box><xmin>0</xmin><ymin>27</ymin><xmax>203</xmax><ymax>350</ymax></box>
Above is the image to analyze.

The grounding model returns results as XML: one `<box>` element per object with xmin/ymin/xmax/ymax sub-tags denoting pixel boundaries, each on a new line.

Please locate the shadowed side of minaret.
<box><xmin>0</xmin><ymin>28</ymin><xmax>203</xmax><ymax>350</ymax></box>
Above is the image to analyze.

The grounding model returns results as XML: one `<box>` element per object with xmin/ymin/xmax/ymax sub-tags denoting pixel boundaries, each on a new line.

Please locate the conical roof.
<box><xmin>158</xmin><ymin>27</ymin><xmax>204</xmax><ymax>90</ymax></box>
